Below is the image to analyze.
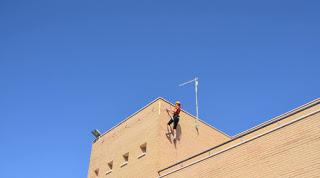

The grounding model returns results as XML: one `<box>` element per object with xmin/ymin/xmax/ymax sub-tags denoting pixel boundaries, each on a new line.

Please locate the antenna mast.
<box><xmin>179</xmin><ymin>77</ymin><xmax>199</xmax><ymax>129</ymax></box>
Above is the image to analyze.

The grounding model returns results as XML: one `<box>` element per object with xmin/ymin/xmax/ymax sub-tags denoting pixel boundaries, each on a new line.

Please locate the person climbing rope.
<box><xmin>166</xmin><ymin>101</ymin><xmax>181</xmax><ymax>140</ymax></box>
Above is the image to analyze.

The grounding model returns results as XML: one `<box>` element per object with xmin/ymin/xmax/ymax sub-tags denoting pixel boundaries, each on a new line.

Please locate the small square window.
<box><xmin>121</xmin><ymin>153</ymin><xmax>129</xmax><ymax>167</ymax></box>
<box><xmin>106</xmin><ymin>161</ymin><xmax>113</xmax><ymax>175</ymax></box>
<box><xmin>138</xmin><ymin>143</ymin><xmax>147</xmax><ymax>159</ymax></box>
<box><xmin>108</xmin><ymin>161</ymin><xmax>113</xmax><ymax>170</ymax></box>
<box><xmin>140</xmin><ymin>143</ymin><xmax>147</xmax><ymax>153</ymax></box>
<box><xmin>123</xmin><ymin>152</ymin><xmax>129</xmax><ymax>162</ymax></box>
<box><xmin>94</xmin><ymin>168</ymin><xmax>99</xmax><ymax>176</ymax></box>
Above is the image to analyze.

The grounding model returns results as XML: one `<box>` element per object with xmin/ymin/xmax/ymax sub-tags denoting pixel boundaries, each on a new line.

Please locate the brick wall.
<box><xmin>87</xmin><ymin>101</ymin><xmax>161</xmax><ymax>178</ymax></box>
<box><xmin>158</xmin><ymin>100</ymin><xmax>230</xmax><ymax>169</ymax></box>
<box><xmin>87</xmin><ymin>98</ymin><xmax>230</xmax><ymax>178</ymax></box>
<box><xmin>159</xmin><ymin>101</ymin><xmax>320</xmax><ymax>178</ymax></box>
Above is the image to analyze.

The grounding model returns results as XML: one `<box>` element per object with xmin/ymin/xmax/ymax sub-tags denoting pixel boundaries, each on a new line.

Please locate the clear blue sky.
<box><xmin>1</xmin><ymin>0</ymin><xmax>319</xmax><ymax>177</ymax></box>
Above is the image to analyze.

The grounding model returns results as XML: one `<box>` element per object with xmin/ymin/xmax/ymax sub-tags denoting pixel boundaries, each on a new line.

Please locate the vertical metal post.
<box><xmin>195</xmin><ymin>77</ymin><xmax>199</xmax><ymax>128</ymax></box>
<box><xmin>179</xmin><ymin>77</ymin><xmax>199</xmax><ymax>129</ymax></box>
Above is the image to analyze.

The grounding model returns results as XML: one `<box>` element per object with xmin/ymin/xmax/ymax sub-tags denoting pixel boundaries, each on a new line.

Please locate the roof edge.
<box><xmin>95</xmin><ymin>97</ymin><xmax>319</xmax><ymax>142</ymax></box>
<box><xmin>97</xmin><ymin>97</ymin><xmax>163</xmax><ymax>140</ymax></box>
<box><xmin>158</xmin><ymin>97</ymin><xmax>231</xmax><ymax>138</ymax></box>
<box><xmin>96</xmin><ymin>96</ymin><xmax>231</xmax><ymax>142</ymax></box>
<box><xmin>233</xmin><ymin>97</ymin><xmax>320</xmax><ymax>138</ymax></box>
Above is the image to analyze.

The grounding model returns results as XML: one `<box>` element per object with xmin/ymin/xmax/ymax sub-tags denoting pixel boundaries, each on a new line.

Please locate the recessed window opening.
<box><xmin>140</xmin><ymin>143</ymin><xmax>147</xmax><ymax>153</ymax></box>
<box><xmin>94</xmin><ymin>168</ymin><xmax>99</xmax><ymax>177</ymax></box>
<box><xmin>108</xmin><ymin>161</ymin><xmax>113</xmax><ymax>170</ymax></box>
<box><xmin>138</xmin><ymin>143</ymin><xmax>147</xmax><ymax>159</ymax></box>
<box><xmin>106</xmin><ymin>161</ymin><xmax>113</xmax><ymax>175</ymax></box>
<box><xmin>121</xmin><ymin>153</ymin><xmax>129</xmax><ymax>167</ymax></box>
<box><xmin>123</xmin><ymin>152</ymin><xmax>129</xmax><ymax>162</ymax></box>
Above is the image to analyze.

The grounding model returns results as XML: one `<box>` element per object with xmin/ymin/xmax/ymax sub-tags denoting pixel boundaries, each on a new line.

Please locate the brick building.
<box><xmin>87</xmin><ymin>97</ymin><xmax>320</xmax><ymax>178</ymax></box>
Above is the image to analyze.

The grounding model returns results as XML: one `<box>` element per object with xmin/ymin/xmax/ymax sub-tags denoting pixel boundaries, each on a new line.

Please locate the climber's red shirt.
<box><xmin>173</xmin><ymin>106</ymin><xmax>181</xmax><ymax>116</ymax></box>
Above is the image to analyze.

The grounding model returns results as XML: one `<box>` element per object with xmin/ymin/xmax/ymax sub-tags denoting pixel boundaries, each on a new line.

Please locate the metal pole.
<box><xmin>179</xmin><ymin>77</ymin><xmax>199</xmax><ymax>129</ymax></box>
<box><xmin>195</xmin><ymin>77</ymin><xmax>199</xmax><ymax>128</ymax></box>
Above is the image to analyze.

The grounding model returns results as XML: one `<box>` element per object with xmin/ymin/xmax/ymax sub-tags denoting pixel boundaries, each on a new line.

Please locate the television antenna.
<box><xmin>179</xmin><ymin>77</ymin><xmax>199</xmax><ymax>129</ymax></box>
